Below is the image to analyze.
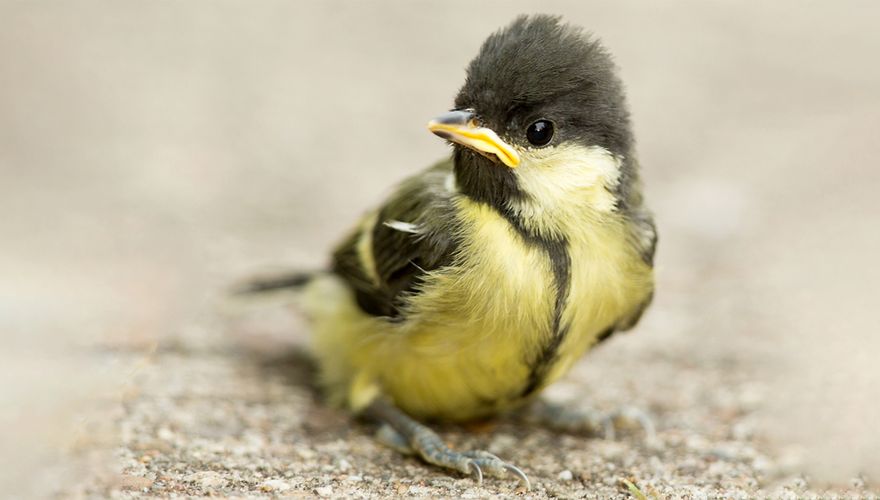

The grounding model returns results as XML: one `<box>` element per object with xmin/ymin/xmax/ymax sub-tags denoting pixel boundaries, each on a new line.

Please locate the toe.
<box><xmin>461</xmin><ymin>450</ymin><xmax>531</xmax><ymax>490</ymax></box>
<box><xmin>503</xmin><ymin>463</ymin><xmax>531</xmax><ymax>490</ymax></box>
<box><xmin>467</xmin><ymin>461</ymin><xmax>483</xmax><ymax>485</ymax></box>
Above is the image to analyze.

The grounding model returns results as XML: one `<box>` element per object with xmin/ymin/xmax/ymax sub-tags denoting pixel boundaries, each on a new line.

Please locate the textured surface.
<box><xmin>2</xmin><ymin>1</ymin><xmax>879</xmax><ymax>498</ymax></box>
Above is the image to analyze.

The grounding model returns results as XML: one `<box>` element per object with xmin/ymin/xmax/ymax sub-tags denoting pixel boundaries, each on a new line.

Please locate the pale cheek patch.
<box><xmin>511</xmin><ymin>144</ymin><xmax>623</xmax><ymax>234</ymax></box>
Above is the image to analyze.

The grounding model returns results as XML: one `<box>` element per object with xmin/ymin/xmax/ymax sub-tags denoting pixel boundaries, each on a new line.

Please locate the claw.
<box><xmin>468</xmin><ymin>461</ymin><xmax>483</xmax><ymax>485</ymax></box>
<box><xmin>526</xmin><ymin>400</ymin><xmax>656</xmax><ymax>441</ymax></box>
<box><xmin>503</xmin><ymin>463</ymin><xmax>531</xmax><ymax>490</ymax></box>
<box><xmin>366</xmin><ymin>400</ymin><xmax>525</xmax><ymax>488</ymax></box>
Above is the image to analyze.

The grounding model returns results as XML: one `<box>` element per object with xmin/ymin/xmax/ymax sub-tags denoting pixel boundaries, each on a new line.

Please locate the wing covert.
<box><xmin>331</xmin><ymin>161</ymin><xmax>459</xmax><ymax>318</ymax></box>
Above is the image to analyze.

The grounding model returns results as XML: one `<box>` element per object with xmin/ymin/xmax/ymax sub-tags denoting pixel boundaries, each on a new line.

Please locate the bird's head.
<box><xmin>429</xmin><ymin>15</ymin><xmax>637</xmax><ymax>229</ymax></box>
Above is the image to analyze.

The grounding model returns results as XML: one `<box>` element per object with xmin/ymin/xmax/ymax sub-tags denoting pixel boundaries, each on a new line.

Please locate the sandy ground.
<box><xmin>2</xmin><ymin>1</ymin><xmax>880</xmax><ymax>498</ymax></box>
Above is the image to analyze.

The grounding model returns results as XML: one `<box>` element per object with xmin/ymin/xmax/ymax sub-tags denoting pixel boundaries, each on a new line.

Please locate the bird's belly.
<box><xmin>375</xmin><ymin>202</ymin><xmax>651</xmax><ymax>421</ymax></box>
<box><xmin>365</xmin><ymin>201</ymin><xmax>553</xmax><ymax>420</ymax></box>
<box><xmin>303</xmin><ymin>239</ymin><xmax>550</xmax><ymax>420</ymax></box>
<box><xmin>309</xmin><ymin>199</ymin><xmax>653</xmax><ymax>422</ymax></box>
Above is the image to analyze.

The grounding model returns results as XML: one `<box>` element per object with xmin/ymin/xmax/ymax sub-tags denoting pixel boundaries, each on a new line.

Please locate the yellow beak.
<box><xmin>427</xmin><ymin>110</ymin><xmax>520</xmax><ymax>168</ymax></box>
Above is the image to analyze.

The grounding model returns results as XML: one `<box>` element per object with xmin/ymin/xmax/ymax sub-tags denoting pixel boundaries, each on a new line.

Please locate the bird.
<box><xmin>240</xmin><ymin>14</ymin><xmax>656</xmax><ymax>489</ymax></box>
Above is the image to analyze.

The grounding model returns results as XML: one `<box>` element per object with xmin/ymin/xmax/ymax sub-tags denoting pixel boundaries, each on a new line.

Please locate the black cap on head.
<box><xmin>454</xmin><ymin>14</ymin><xmax>632</xmax><ymax>156</ymax></box>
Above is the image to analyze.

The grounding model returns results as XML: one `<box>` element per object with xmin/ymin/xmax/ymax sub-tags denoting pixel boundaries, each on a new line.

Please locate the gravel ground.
<box><xmin>2</xmin><ymin>1</ymin><xmax>879</xmax><ymax>498</ymax></box>
<box><xmin>57</xmin><ymin>316</ymin><xmax>875</xmax><ymax>498</ymax></box>
<box><xmin>60</xmin><ymin>332</ymin><xmax>805</xmax><ymax>498</ymax></box>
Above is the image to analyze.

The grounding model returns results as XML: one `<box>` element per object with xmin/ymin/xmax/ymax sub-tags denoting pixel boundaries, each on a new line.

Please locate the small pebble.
<box><xmin>558</xmin><ymin>470</ymin><xmax>574</xmax><ymax>481</ymax></box>
<box><xmin>157</xmin><ymin>427</ymin><xmax>175</xmax><ymax>441</ymax></box>
<box><xmin>185</xmin><ymin>471</ymin><xmax>227</xmax><ymax>490</ymax></box>
<box><xmin>261</xmin><ymin>479</ymin><xmax>291</xmax><ymax>492</ymax></box>
<box><xmin>315</xmin><ymin>485</ymin><xmax>333</xmax><ymax>497</ymax></box>
<box><xmin>116</xmin><ymin>474</ymin><xmax>153</xmax><ymax>491</ymax></box>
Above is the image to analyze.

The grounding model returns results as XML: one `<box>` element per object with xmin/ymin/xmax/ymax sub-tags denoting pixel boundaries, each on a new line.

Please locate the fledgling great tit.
<box><xmin>243</xmin><ymin>14</ymin><xmax>656</xmax><ymax>489</ymax></box>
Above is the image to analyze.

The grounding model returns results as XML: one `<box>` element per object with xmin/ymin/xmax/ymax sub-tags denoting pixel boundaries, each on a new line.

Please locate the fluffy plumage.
<box><xmin>300</xmin><ymin>14</ymin><xmax>657</xmax><ymax>423</ymax></box>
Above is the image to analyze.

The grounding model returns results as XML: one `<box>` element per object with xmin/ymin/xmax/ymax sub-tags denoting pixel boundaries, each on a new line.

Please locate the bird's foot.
<box><xmin>407</xmin><ymin>425</ymin><xmax>530</xmax><ymax>488</ymax></box>
<box><xmin>524</xmin><ymin>400</ymin><xmax>655</xmax><ymax>441</ymax></box>
<box><xmin>367</xmin><ymin>401</ymin><xmax>530</xmax><ymax>490</ymax></box>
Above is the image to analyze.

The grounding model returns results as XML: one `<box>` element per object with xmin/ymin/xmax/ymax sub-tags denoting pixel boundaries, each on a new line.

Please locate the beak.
<box><xmin>427</xmin><ymin>110</ymin><xmax>520</xmax><ymax>168</ymax></box>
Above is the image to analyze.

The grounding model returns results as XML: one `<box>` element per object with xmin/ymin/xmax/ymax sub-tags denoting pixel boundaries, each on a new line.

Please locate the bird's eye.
<box><xmin>526</xmin><ymin>120</ymin><xmax>554</xmax><ymax>146</ymax></box>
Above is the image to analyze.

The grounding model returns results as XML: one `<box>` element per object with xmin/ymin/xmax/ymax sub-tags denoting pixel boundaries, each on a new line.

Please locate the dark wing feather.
<box><xmin>614</xmin><ymin>208</ymin><xmax>657</xmax><ymax>332</ymax></box>
<box><xmin>331</xmin><ymin>160</ymin><xmax>459</xmax><ymax>318</ymax></box>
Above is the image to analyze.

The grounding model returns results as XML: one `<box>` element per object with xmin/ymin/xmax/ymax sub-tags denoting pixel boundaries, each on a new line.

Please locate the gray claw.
<box><xmin>504</xmin><ymin>463</ymin><xmax>531</xmax><ymax>490</ymax></box>
<box><xmin>468</xmin><ymin>461</ymin><xmax>483</xmax><ymax>485</ymax></box>
<box><xmin>367</xmin><ymin>400</ymin><xmax>527</xmax><ymax>487</ymax></box>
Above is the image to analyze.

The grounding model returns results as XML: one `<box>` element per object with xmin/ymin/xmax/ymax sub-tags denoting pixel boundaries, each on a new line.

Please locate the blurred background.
<box><xmin>2</xmin><ymin>1</ymin><xmax>878</xmax><ymax>497</ymax></box>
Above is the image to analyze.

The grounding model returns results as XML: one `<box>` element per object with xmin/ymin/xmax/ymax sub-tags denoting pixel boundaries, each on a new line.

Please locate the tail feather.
<box><xmin>232</xmin><ymin>271</ymin><xmax>318</xmax><ymax>295</ymax></box>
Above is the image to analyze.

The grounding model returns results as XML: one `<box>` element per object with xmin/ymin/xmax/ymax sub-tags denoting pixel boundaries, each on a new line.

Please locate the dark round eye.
<box><xmin>526</xmin><ymin>120</ymin><xmax>554</xmax><ymax>146</ymax></box>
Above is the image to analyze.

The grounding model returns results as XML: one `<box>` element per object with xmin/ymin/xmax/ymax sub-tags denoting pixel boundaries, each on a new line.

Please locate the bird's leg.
<box><xmin>364</xmin><ymin>399</ymin><xmax>530</xmax><ymax>490</ymax></box>
<box><xmin>374</xmin><ymin>424</ymin><xmax>416</xmax><ymax>455</ymax></box>
<box><xmin>520</xmin><ymin>399</ymin><xmax>656</xmax><ymax>441</ymax></box>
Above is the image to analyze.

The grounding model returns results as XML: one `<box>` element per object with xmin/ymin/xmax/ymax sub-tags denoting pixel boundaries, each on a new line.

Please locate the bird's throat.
<box><xmin>453</xmin><ymin>148</ymin><xmax>526</xmax><ymax>214</ymax></box>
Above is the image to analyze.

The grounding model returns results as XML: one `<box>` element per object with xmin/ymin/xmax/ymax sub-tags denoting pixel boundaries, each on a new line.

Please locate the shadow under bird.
<box><xmin>240</xmin><ymin>14</ymin><xmax>657</xmax><ymax>489</ymax></box>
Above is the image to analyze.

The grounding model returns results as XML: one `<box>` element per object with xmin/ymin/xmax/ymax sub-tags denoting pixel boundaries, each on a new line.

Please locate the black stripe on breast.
<box><xmin>494</xmin><ymin>208</ymin><xmax>573</xmax><ymax>398</ymax></box>
<box><xmin>453</xmin><ymin>151</ymin><xmax>574</xmax><ymax>397</ymax></box>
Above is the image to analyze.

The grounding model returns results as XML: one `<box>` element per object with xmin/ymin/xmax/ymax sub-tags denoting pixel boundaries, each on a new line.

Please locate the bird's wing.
<box><xmin>332</xmin><ymin>160</ymin><xmax>459</xmax><ymax>318</ymax></box>
<box><xmin>609</xmin><ymin>207</ymin><xmax>657</xmax><ymax>333</ymax></box>
<box><xmin>631</xmin><ymin>209</ymin><xmax>658</xmax><ymax>267</ymax></box>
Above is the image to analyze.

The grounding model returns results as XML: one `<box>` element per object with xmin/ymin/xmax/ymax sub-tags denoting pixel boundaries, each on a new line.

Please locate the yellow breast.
<box><xmin>306</xmin><ymin>193</ymin><xmax>653</xmax><ymax>422</ymax></box>
<box><xmin>541</xmin><ymin>217</ymin><xmax>654</xmax><ymax>389</ymax></box>
<box><xmin>365</xmin><ymin>197</ymin><xmax>555</xmax><ymax>419</ymax></box>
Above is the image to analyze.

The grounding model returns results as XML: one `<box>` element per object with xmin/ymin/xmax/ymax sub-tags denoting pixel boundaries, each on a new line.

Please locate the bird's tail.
<box><xmin>224</xmin><ymin>269</ymin><xmax>320</xmax><ymax>314</ymax></box>
<box><xmin>221</xmin><ymin>270</ymin><xmax>320</xmax><ymax>341</ymax></box>
<box><xmin>231</xmin><ymin>270</ymin><xmax>319</xmax><ymax>295</ymax></box>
